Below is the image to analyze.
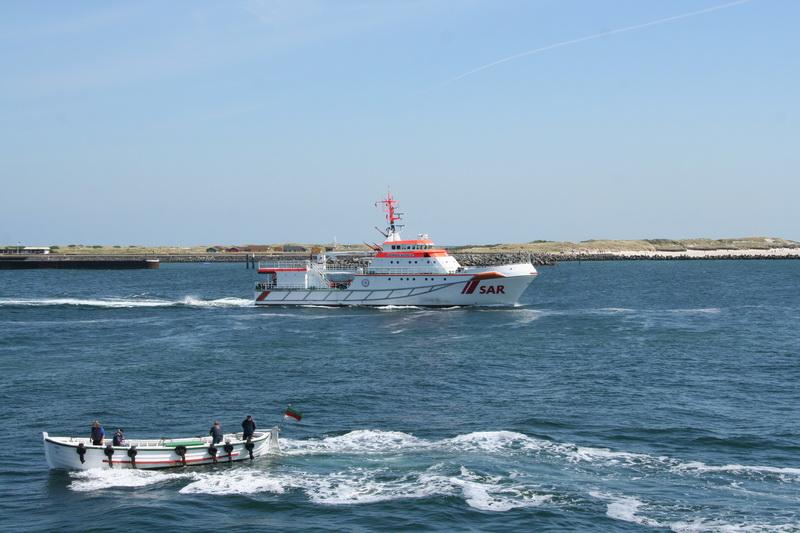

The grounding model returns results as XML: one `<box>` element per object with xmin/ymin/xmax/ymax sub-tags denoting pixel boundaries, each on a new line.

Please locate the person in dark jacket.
<box><xmin>112</xmin><ymin>428</ymin><xmax>125</xmax><ymax>446</ymax></box>
<box><xmin>90</xmin><ymin>420</ymin><xmax>105</xmax><ymax>445</ymax></box>
<box><xmin>209</xmin><ymin>421</ymin><xmax>223</xmax><ymax>444</ymax></box>
<box><xmin>241</xmin><ymin>415</ymin><xmax>256</xmax><ymax>440</ymax></box>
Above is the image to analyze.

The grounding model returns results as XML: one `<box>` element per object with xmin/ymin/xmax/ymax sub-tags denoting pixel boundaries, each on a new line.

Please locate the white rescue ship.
<box><xmin>254</xmin><ymin>194</ymin><xmax>538</xmax><ymax>306</ymax></box>
<box><xmin>42</xmin><ymin>428</ymin><xmax>280</xmax><ymax>470</ymax></box>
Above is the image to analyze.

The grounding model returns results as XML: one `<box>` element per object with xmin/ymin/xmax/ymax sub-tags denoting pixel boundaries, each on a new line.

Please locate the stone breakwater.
<box><xmin>20</xmin><ymin>248</ymin><xmax>800</xmax><ymax>266</ymax></box>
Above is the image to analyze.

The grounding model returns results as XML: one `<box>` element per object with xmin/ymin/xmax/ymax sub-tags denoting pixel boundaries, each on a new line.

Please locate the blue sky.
<box><xmin>1</xmin><ymin>0</ymin><xmax>797</xmax><ymax>245</ymax></box>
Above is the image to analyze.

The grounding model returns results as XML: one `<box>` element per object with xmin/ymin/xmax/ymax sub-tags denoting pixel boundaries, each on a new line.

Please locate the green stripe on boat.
<box><xmin>164</xmin><ymin>440</ymin><xmax>204</xmax><ymax>447</ymax></box>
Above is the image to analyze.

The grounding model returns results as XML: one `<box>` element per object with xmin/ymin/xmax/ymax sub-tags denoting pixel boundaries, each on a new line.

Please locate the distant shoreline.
<box><xmin>2</xmin><ymin>237</ymin><xmax>798</xmax><ymax>265</ymax></box>
<box><xmin>2</xmin><ymin>248</ymin><xmax>798</xmax><ymax>267</ymax></box>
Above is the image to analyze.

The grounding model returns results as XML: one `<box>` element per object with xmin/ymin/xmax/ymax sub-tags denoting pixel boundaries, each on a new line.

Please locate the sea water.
<box><xmin>0</xmin><ymin>261</ymin><xmax>798</xmax><ymax>531</ymax></box>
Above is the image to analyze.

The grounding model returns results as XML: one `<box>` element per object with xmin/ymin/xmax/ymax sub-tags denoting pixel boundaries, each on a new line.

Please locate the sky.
<box><xmin>0</xmin><ymin>0</ymin><xmax>797</xmax><ymax>245</ymax></box>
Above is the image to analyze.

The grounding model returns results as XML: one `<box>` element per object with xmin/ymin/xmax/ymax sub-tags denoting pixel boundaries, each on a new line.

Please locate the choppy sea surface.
<box><xmin>0</xmin><ymin>261</ymin><xmax>798</xmax><ymax>532</ymax></box>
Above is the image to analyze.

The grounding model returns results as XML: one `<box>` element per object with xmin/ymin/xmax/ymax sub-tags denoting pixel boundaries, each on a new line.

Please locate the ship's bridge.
<box><xmin>369</xmin><ymin>236</ymin><xmax>460</xmax><ymax>274</ymax></box>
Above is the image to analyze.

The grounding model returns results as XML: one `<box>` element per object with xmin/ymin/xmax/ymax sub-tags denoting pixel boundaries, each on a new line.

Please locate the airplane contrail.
<box><xmin>445</xmin><ymin>0</ymin><xmax>752</xmax><ymax>85</ymax></box>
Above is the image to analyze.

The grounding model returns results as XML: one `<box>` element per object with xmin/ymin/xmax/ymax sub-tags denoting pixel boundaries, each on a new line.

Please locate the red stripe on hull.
<box><xmin>103</xmin><ymin>452</ymin><xmax>240</xmax><ymax>465</ymax></box>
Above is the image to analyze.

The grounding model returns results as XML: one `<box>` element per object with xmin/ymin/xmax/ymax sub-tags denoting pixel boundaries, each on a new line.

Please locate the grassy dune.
<box><xmin>453</xmin><ymin>237</ymin><xmax>800</xmax><ymax>254</ymax></box>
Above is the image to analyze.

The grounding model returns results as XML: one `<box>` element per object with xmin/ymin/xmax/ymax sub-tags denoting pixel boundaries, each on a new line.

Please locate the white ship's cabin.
<box><xmin>367</xmin><ymin>235</ymin><xmax>461</xmax><ymax>275</ymax></box>
<box><xmin>256</xmin><ymin>260</ymin><xmax>313</xmax><ymax>289</ymax></box>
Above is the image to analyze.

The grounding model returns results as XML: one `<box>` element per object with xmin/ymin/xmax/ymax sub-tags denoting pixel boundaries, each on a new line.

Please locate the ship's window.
<box><xmin>413</xmin><ymin>277</ymin><xmax>416</xmax><ymax>280</ymax></box>
<box><xmin>414</xmin><ymin>261</ymin><xmax>418</xmax><ymax>263</ymax></box>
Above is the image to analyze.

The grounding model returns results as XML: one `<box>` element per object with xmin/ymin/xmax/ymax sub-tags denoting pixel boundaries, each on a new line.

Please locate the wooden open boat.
<box><xmin>43</xmin><ymin>428</ymin><xmax>280</xmax><ymax>470</ymax></box>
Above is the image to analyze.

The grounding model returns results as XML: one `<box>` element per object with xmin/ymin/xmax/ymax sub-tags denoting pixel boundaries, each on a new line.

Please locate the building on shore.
<box><xmin>0</xmin><ymin>246</ymin><xmax>51</xmax><ymax>255</ymax></box>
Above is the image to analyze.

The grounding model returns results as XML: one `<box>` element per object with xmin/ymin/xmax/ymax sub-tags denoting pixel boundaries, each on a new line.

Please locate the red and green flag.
<box><xmin>284</xmin><ymin>406</ymin><xmax>302</xmax><ymax>421</ymax></box>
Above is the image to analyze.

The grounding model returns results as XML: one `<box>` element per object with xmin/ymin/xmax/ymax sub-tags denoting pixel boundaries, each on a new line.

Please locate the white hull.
<box><xmin>43</xmin><ymin>428</ymin><xmax>279</xmax><ymax>471</ymax></box>
<box><xmin>254</xmin><ymin>264</ymin><xmax>537</xmax><ymax>307</ymax></box>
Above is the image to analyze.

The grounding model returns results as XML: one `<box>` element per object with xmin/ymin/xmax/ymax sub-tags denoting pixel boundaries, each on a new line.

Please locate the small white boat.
<box><xmin>42</xmin><ymin>428</ymin><xmax>280</xmax><ymax>470</ymax></box>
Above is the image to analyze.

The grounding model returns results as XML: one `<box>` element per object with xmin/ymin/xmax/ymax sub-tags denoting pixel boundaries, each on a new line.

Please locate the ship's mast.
<box><xmin>376</xmin><ymin>191</ymin><xmax>404</xmax><ymax>239</ymax></box>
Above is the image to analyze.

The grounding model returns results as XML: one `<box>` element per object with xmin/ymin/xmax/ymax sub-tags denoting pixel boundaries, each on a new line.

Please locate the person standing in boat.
<box><xmin>112</xmin><ymin>428</ymin><xmax>125</xmax><ymax>446</ymax></box>
<box><xmin>241</xmin><ymin>415</ymin><xmax>256</xmax><ymax>440</ymax></box>
<box><xmin>90</xmin><ymin>420</ymin><xmax>105</xmax><ymax>445</ymax></box>
<box><xmin>209</xmin><ymin>420</ymin><xmax>223</xmax><ymax>444</ymax></box>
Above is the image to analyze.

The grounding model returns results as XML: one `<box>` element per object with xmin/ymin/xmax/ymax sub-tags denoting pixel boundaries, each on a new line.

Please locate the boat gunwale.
<box><xmin>43</xmin><ymin>431</ymin><xmax>269</xmax><ymax>451</ymax></box>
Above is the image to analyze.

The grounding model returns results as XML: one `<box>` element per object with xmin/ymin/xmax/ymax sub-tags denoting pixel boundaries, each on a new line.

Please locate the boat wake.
<box><xmin>69</xmin><ymin>468</ymin><xmax>198</xmax><ymax>492</ymax></box>
<box><xmin>280</xmin><ymin>430</ymin><xmax>800</xmax><ymax>481</ymax></box>
<box><xmin>589</xmin><ymin>491</ymin><xmax>798</xmax><ymax>532</ymax></box>
<box><xmin>0</xmin><ymin>297</ymin><xmax>252</xmax><ymax>308</ymax></box>
<box><xmin>63</xmin><ymin>429</ymin><xmax>799</xmax><ymax>528</ymax></box>
<box><xmin>179</xmin><ymin>464</ymin><xmax>550</xmax><ymax>510</ymax></box>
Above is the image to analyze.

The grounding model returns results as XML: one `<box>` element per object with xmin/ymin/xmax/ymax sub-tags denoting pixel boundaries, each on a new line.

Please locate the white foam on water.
<box><xmin>509</xmin><ymin>308</ymin><xmax>544</xmax><ymax>325</ymax></box>
<box><xmin>179</xmin><ymin>471</ymin><xmax>286</xmax><ymax>495</ymax></box>
<box><xmin>376</xmin><ymin>305</ymin><xmax>423</xmax><ymax>310</ymax></box>
<box><xmin>305</xmin><ymin>468</ymin><xmax>452</xmax><ymax>505</ymax></box>
<box><xmin>589</xmin><ymin>491</ymin><xmax>663</xmax><ymax>528</ymax></box>
<box><xmin>0</xmin><ymin>296</ymin><xmax>252</xmax><ymax>308</ymax></box>
<box><xmin>164</xmin><ymin>460</ymin><xmax>551</xmax><ymax>511</ymax></box>
<box><xmin>667</xmin><ymin>307</ymin><xmax>722</xmax><ymax>314</ymax></box>
<box><xmin>289</xmin><ymin>465</ymin><xmax>550</xmax><ymax>510</ymax></box>
<box><xmin>673</xmin><ymin>462</ymin><xmax>800</xmax><ymax>480</ymax></box>
<box><xmin>0</xmin><ymin>297</ymin><xmax>172</xmax><ymax>308</ymax></box>
<box><xmin>454</xmin><ymin>466</ymin><xmax>550</xmax><ymax>512</ymax></box>
<box><xmin>669</xmin><ymin>519</ymin><xmax>800</xmax><ymax>533</ymax></box>
<box><xmin>285</xmin><ymin>430</ymin><xmax>799</xmax><ymax>487</ymax></box>
<box><xmin>442</xmin><ymin>430</ymin><xmax>549</xmax><ymax>454</ymax></box>
<box><xmin>590</xmin><ymin>491</ymin><xmax>800</xmax><ymax>532</ymax></box>
<box><xmin>570</xmin><ymin>445</ymin><xmax>655</xmax><ymax>465</ymax></box>
<box><xmin>283</xmin><ymin>430</ymin><xmax>427</xmax><ymax>455</ymax></box>
<box><xmin>180</xmin><ymin>296</ymin><xmax>252</xmax><ymax>308</ymax></box>
<box><xmin>69</xmin><ymin>468</ymin><xmax>198</xmax><ymax>492</ymax></box>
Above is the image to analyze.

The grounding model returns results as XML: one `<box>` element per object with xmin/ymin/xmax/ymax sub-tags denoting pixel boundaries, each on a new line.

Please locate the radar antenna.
<box><xmin>375</xmin><ymin>191</ymin><xmax>404</xmax><ymax>236</ymax></box>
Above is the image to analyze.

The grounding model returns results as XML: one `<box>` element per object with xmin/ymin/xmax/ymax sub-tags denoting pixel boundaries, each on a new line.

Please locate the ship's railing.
<box><xmin>321</xmin><ymin>267</ymin><xmax>363</xmax><ymax>275</ymax></box>
<box><xmin>366</xmin><ymin>267</ymin><xmax>453</xmax><ymax>275</ymax></box>
<box><xmin>256</xmin><ymin>282</ymin><xmax>316</xmax><ymax>290</ymax></box>
<box><xmin>257</xmin><ymin>260</ymin><xmax>309</xmax><ymax>269</ymax></box>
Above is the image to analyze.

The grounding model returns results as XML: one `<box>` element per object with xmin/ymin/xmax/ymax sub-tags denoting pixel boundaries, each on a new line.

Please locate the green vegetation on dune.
<box><xmin>452</xmin><ymin>237</ymin><xmax>800</xmax><ymax>254</ymax></box>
